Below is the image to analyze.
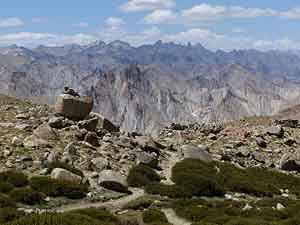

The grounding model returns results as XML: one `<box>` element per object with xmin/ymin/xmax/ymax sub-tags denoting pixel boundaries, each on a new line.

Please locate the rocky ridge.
<box><xmin>2</xmin><ymin>42</ymin><xmax>300</xmax><ymax>134</ymax></box>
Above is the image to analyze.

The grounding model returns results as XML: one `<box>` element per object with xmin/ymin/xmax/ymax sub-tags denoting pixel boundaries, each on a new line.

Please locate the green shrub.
<box><xmin>0</xmin><ymin>193</ymin><xmax>16</xmax><ymax>208</ymax></box>
<box><xmin>124</xmin><ymin>196</ymin><xmax>154</xmax><ymax>210</ymax></box>
<box><xmin>170</xmin><ymin>159</ymin><xmax>300</xmax><ymax>197</ymax></box>
<box><xmin>9</xmin><ymin>187</ymin><xmax>45</xmax><ymax>205</ymax></box>
<box><xmin>127</xmin><ymin>165</ymin><xmax>161</xmax><ymax>187</ymax></box>
<box><xmin>142</xmin><ymin>209</ymin><xmax>169</xmax><ymax>224</ymax></box>
<box><xmin>1</xmin><ymin>213</ymin><xmax>115</xmax><ymax>225</ymax></box>
<box><xmin>170</xmin><ymin>198</ymin><xmax>300</xmax><ymax>225</ymax></box>
<box><xmin>145</xmin><ymin>178</ymin><xmax>224</xmax><ymax>198</ymax></box>
<box><xmin>47</xmin><ymin>161</ymin><xmax>84</xmax><ymax>177</ymax></box>
<box><xmin>0</xmin><ymin>207</ymin><xmax>24</xmax><ymax>223</ymax></box>
<box><xmin>100</xmin><ymin>181</ymin><xmax>132</xmax><ymax>194</ymax></box>
<box><xmin>145</xmin><ymin>183</ymin><xmax>188</xmax><ymax>198</ymax></box>
<box><xmin>224</xmin><ymin>218</ymin><xmax>276</xmax><ymax>225</ymax></box>
<box><xmin>0</xmin><ymin>181</ymin><xmax>14</xmax><ymax>194</ymax></box>
<box><xmin>30</xmin><ymin>176</ymin><xmax>88</xmax><ymax>199</ymax></box>
<box><xmin>71</xmin><ymin>208</ymin><xmax>119</xmax><ymax>223</ymax></box>
<box><xmin>0</xmin><ymin>170</ymin><xmax>28</xmax><ymax>187</ymax></box>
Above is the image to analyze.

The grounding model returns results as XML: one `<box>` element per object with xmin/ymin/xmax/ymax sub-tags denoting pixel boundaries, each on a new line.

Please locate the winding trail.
<box><xmin>162</xmin><ymin>208</ymin><xmax>191</xmax><ymax>225</ymax></box>
<box><xmin>160</xmin><ymin>151</ymin><xmax>182</xmax><ymax>185</ymax></box>
<box><xmin>55</xmin><ymin>188</ymin><xmax>144</xmax><ymax>213</ymax></box>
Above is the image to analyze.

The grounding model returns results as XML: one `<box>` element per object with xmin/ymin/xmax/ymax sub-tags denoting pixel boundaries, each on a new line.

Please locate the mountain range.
<box><xmin>1</xmin><ymin>41</ymin><xmax>300</xmax><ymax>134</ymax></box>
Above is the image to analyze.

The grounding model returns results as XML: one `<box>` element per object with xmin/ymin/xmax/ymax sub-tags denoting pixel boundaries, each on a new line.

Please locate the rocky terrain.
<box><xmin>2</xmin><ymin>90</ymin><xmax>300</xmax><ymax>224</ymax></box>
<box><xmin>1</xmin><ymin>42</ymin><xmax>300</xmax><ymax>134</ymax></box>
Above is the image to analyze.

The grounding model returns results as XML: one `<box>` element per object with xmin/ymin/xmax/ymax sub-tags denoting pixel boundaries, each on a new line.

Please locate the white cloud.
<box><xmin>104</xmin><ymin>17</ymin><xmax>125</xmax><ymax>27</ymax></box>
<box><xmin>182</xmin><ymin>4</ymin><xmax>226</xmax><ymax>22</ymax></box>
<box><xmin>120</xmin><ymin>0</ymin><xmax>175</xmax><ymax>12</ymax></box>
<box><xmin>144</xmin><ymin>9</ymin><xmax>177</xmax><ymax>24</ymax></box>
<box><xmin>0</xmin><ymin>32</ymin><xmax>97</xmax><ymax>47</ymax></box>
<box><xmin>280</xmin><ymin>8</ymin><xmax>300</xmax><ymax>19</ymax></box>
<box><xmin>0</xmin><ymin>17</ymin><xmax>24</xmax><ymax>28</ymax></box>
<box><xmin>228</xmin><ymin>6</ymin><xmax>277</xmax><ymax>18</ymax></box>
<box><xmin>182</xmin><ymin>4</ymin><xmax>278</xmax><ymax>22</ymax></box>
<box><xmin>74</xmin><ymin>22</ymin><xmax>89</xmax><ymax>28</ymax></box>
<box><xmin>124</xmin><ymin>26</ymin><xmax>162</xmax><ymax>45</ymax></box>
<box><xmin>163</xmin><ymin>28</ymin><xmax>224</xmax><ymax>44</ymax></box>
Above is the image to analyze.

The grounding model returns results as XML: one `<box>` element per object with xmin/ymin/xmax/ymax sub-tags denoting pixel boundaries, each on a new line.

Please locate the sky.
<box><xmin>1</xmin><ymin>0</ymin><xmax>300</xmax><ymax>50</ymax></box>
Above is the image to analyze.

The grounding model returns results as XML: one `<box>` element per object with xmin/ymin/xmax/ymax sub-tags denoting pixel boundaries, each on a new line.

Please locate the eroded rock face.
<box><xmin>55</xmin><ymin>94</ymin><xmax>93</xmax><ymax>121</ymax></box>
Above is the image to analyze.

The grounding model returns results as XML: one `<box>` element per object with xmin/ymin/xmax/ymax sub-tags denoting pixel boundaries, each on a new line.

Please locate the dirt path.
<box><xmin>162</xmin><ymin>208</ymin><xmax>191</xmax><ymax>225</ymax></box>
<box><xmin>160</xmin><ymin>151</ymin><xmax>182</xmax><ymax>185</ymax></box>
<box><xmin>55</xmin><ymin>188</ymin><xmax>144</xmax><ymax>213</ymax></box>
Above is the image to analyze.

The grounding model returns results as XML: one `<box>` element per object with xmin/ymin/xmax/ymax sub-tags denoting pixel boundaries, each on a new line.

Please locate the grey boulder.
<box><xmin>55</xmin><ymin>94</ymin><xmax>93</xmax><ymax>121</ymax></box>
<box><xmin>182</xmin><ymin>145</ymin><xmax>212</xmax><ymax>162</ymax></box>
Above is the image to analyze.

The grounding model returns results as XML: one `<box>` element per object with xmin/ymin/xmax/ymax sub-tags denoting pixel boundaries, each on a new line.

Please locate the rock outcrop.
<box><xmin>55</xmin><ymin>89</ymin><xmax>93</xmax><ymax>121</ymax></box>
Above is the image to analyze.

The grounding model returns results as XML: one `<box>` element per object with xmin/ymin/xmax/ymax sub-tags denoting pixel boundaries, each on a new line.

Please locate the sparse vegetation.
<box><xmin>0</xmin><ymin>207</ymin><xmax>24</xmax><ymax>223</ymax></box>
<box><xmin>9</xmin><ymin>187</ymin><xmax>45</xmax><ymax>205</ymax></box>
<box><xmin>124</xmin><ymin>196</ymin><xmax>154</xmax><ymax>210</ymax></box>
<box><xmin>0</xmin><ymin>181</ymin><xmax>14</xmax><ymax>194</ymax></box>
<box><xmin>127</xmin><ymin>165</ymin><xmax>161</xmax><ymax>187</ymax></box>
<box><xmin>30</xmin><ymin>176</ymin><xmax>88</xmax><ymax>199</ymax></box>
<box><xmin>146</xmin><ymin>159</ymin><xmax>300</xmax><ymax>198</ymax></box>
<box><xmin>0</xmin><ymin>170</ymin><xmax>28</xmax><ymax>188</ymax></box>
<box><xmin>142</xmin><ymin>209</ymin><xmax>171</xmax><ymax>225</ymax></box>
<box><xmin>171</xmin><ymin>198</ymin><xmax>300</xmax><ymax>225</ymax></box>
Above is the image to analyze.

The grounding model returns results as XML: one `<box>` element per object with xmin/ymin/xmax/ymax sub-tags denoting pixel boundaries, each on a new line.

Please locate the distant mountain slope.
<box><xmin>1</xmin><ymin>41</ymin><xmax>300</xmax><ymax>133</ymax></box>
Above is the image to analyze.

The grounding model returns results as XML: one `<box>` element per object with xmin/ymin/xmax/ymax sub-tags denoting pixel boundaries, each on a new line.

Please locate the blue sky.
<box><xmin>1</xmin><ymin>0</ymin><xmax>300</xmax><ymax>50</ymax></box>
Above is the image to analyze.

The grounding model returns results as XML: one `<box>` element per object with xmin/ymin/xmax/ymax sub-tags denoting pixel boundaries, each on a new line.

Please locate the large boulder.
<box><xmin>23</xmin><ymin>135</ymin><xmax>51</xmax><ymax>149</ymax></box>
<box><xmin>84</xmin><ymin>132</ymin><xmax>99</xmax><ymax>147</ymax></box>
<box><xmin>90</xmin><ymin>113</ymin><xmax>119</xmax><ymax>132</ymax></box>
<box><xmin>55</xmin><ymin>94</ymin><xmax>93</xmax><ymax>121</ymax></box>
<box><xmin>78</xmin><ymin>118</ymin><xmax>98</xmax><ymax>131</ymax></box>
<box><xmin>266</xmin><ymin>126</ymin><xmax>284</xmax><ymax>138</ymax></box>
<box><xmin>51</xmin><ymin>168</ymin><xmax>82</xmax><ymax>184</ymax></box>
<box><xmin>280</xmin><ymin>154</ymin><xmax>300</xmax><ymax>172</ymax></box>
<box><xmin>98</xmin><ymin>170</ymin><xmax>130</xmax><ymax>193</ymax></box>
<box><xmin>90</xmin><ymin>157</ymin><xmax>109</xmax><ymax>172</ymax></box>
<box><xmin>182</xmin><ymin>145</ymin><xmax>212</xmax><ymax>162</ymax></box>
<box><xmin>33</xmin><ymin>123</ymin><xmax>59</xmax><ymax>141</ymax></box>
<box><xmin>133</xmin><ymin>136</ymin><xmax>164</xmax><ymax>154</ymax></box>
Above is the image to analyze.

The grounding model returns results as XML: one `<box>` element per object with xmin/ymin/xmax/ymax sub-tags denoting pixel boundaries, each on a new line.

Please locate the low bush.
<box><xmin>1</xmin><ymin>213</ymin><xmax>116</xmax><ymax>225</ymax></box>
<box><xmin>71</xmin><ymin>208</ymin><xmax>119</xmax><ymax>223</ymax></box>
<box><xmin>171</xmin><ymin>198</ymin><xmax>300</xmax><ymax>225</ymax></box>
<box><xmin>0</xmin><ymin>207</ymin><xmax>24</xmax><ymax>223</ymax></box>
<box><xmin>124</xmin><ymin>196</ymin><xmax>154</xmax><ymax>210</ymax></box>
<box><xmin>224</xmin><ymin>218</ymin><xmax>276</xmax><ymax>225</ymax></box>
<box><xmin>170</xmin><ymin>159</ymin><xmax>300</xmax><ymax>197</ymax></box>
<box><xmin>127</xmin><ymin>165</ymin><xmax>161</xmax><ymax>187</ymax></box>
<box><xmin>0</xmin><ymin>170</ymin><xmax>28</xmax><ymax>187</ymax></box>
<box><xmin>30</xmin><ymin>176</ymin><xmax>88</xmax><ymax>199</ymax></box>
<box><xmin>145</xmin><ymin>183</ymin><xmax>188</xmax><ymax>198</ymax></box>
<box><xmin>142</xmin><ymin>209</ymin><xmax>169</xmax><ymax>224</ymax></box>
<box><xmin>47</xmin><ymin>161</ymin><xmax>84</xmax><ymax>177</ymax></box>
<box><xmin>0</xmin><ymin>193</ymin><xmax>16</xmax><ymax>208</ymax></box>
<box><xmin>9</xmin><ymin>187</ymin><xmax>45</xmax><ymax>205</ymax></box>
<box><xmin>0</xmin><ymin>181</ymin><xmax>14</xmax><ymax>194</ymax></box>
